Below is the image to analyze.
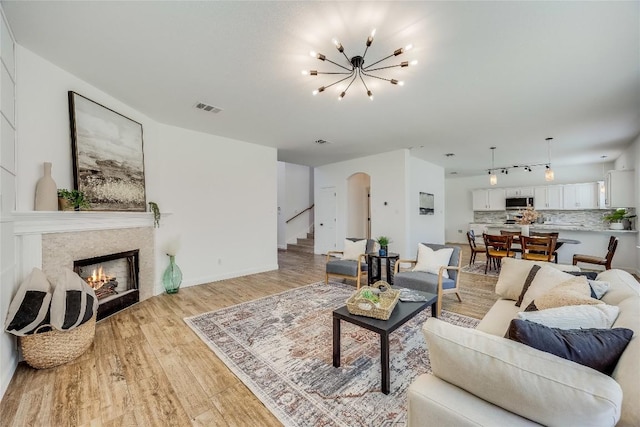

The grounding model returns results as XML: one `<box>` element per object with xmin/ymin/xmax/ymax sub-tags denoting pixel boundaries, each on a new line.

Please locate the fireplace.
<box><xmin>73</xmin><ymin>250</ymin><xmax>140</xmax><ymax>320</ymax></box>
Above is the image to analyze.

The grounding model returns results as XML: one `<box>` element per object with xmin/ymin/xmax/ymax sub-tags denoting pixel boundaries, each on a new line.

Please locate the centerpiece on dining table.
<box><xmin>515</xmin><ymin>206</ymin><xmax>540</xmax><ymax>236</ymax></box>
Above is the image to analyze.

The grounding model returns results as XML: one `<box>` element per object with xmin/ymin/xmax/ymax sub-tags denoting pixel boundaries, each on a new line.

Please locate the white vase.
<box><xmin>520</xmin><ymin>224</ymin><xmax>530</xmax><ymax>236</ymax></box>
<box><xmin>609</xmin><ymin>222</ymin><xmax>624</xmax><ymax>230</ymax></box>
<box><xmin>34</xmin><ymin>162</ymin><xmax>58</xmax><ymax>211</ymax></box>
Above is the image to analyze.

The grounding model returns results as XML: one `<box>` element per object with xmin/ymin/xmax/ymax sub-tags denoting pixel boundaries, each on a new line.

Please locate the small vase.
<box><xmin>520</xmin><ymin>224</ymin><xmax>530</xmax><ymax>236</ymax></box>
<box><xmin>162</xmin><ymin>255</ymin><xmax>182</xmax><ymax>294</ymax></box>
<box><xmin>379</xmin><ymin>247</ymin><xmax>388</xmax><ymax>256</ymax></box>
<box><xmin>35</xmin><ymin>162</ymin><xmax>58</xmax><ymax>211</ymax></box>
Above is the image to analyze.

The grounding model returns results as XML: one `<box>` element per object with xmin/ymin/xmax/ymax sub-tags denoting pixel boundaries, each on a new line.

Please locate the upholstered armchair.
<box><xmin>393</xmin><ymin>243</ymin><xmax>462</xmax><ymax>316</ymax></box>
<box><xmin>325</xmin><ymin>238</ymin><xmax>376</xmax><ymax>290</ymax></box>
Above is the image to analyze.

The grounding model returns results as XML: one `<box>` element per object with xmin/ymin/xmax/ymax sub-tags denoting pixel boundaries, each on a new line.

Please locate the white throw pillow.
<box><xmin>49</xmin><ymin>268</ymin><xmax>99</xmax><ymax>331</ymax></box>
<box><xmin>423</xmin><ymin>318</ymin><xmax>623</xmax><ymax>427</ymax></box>
<box><xmin>342</xmin><ymin>239</ymin><xmax>367</xmax><ymax>261</ymax></box>
<box><xmin>4</xmin><ymin>268</ymin><xmax>52</xmax><ymax>336</ymax></box>
<box><xmin>519</xmin><ymin>266</ymin><xmax>589</xmax><ymax>310</ymax></box>
<box><xmin>412</xmin><ymin>244</ymin><xmax>453</xmax><ymax>279</ymax></box>
<box><xmin>495</xmin><ymin>257</ymin><xmax>581</xmax><ymax>301</ymax></box>
<box><xmin>589</xmin><ymin>280</ymin><xmax>610</xmax><ymax>299</ymax></box>
<box><xmin>517</xmin><ymin>304</ymin><xmax>620</xmax><ymax>329</ymax></box>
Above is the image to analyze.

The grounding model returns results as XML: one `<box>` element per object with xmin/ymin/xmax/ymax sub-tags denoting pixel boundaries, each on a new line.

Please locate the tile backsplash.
<box><xmin>473</xmin><ymin>209</ymin><xmax>636</xmax><ymax>231</ymax></box>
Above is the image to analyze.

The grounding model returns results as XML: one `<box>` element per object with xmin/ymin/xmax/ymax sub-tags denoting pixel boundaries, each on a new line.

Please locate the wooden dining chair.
<box><xmin>520</xmin><ymin>235</ymin><xmax>557</xmax><ymax>262</ymax></box>
<box><xmin>466</xmin><ymin>230</ymin><xmax>485</xmax><ymax>265</ymax></box>
<box><xmin>483</xmin><ymin>234</ymin><xmax>514</xmax><ymax>274</ymax></box>
<box><xmin>530</xmin><ymin>231</ymin><xmax>559</xmax><ymax>262</ymax></box>
<box><xmin>500</xmin><ymin>230</ymin><xmax>522</xmax><ymax>255</ymax></box>
<box><xmin>572</xmin><ymin>236</ymin><xmax>619</xmax><ymax>270</ymax></box>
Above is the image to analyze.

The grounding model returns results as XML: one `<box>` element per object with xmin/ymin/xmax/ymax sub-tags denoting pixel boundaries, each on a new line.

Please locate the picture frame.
<box><xmin>419</xmin><ymin>192</ymin><xmax>434</xmax><ymax>215</ymax></box>
<box><xmin>68</xmin><ymin>91</ymin><xmax>146</xmax><ymax>211</ymax></box>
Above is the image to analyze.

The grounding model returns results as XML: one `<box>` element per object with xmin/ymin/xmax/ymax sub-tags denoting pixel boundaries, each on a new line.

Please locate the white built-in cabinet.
<box><xmin>563</xmin><ymin>183</ymin><xmax>599</xmax><ymax>210</ymax></box>
<box><xmin>605</xmin><ymin>170</ymin><xmax>635</xmax><ymax>208</ymax></box>
<box><xmin>472</xmin><ymin>188</ymin><xmax>506</xmax><ymax>211</ymax></box>
<box><xmin>505</xmin><ymin>187</ymin><xmax>534</xmax><ymax>197</ymax></box>
<box><xmin>533</xmin><ymin>185</ymin><xmax>564</xmax><ymax>210</ymax></box>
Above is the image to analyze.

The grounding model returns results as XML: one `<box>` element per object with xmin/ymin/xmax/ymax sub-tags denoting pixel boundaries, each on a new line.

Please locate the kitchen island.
<box><xmin>469</xmin><ymin>223</ymin><xmax>638</xmax><ymax>271</ymax></box>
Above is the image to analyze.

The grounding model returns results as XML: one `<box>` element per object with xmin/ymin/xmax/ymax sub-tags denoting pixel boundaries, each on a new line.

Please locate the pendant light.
<box><xmin>545</xmin><ymin>137</ymin><xmax>554</xmax><ymax>182</ymax></box>
<box><xmin>489</xmin><ymin>147</ymin><xmax>497</xmax><ymax>185</ymax></box>
<box><xmin>600</xmin><ymin>155</ymin><xmax>607</xmax><ymax>194</ymax></box>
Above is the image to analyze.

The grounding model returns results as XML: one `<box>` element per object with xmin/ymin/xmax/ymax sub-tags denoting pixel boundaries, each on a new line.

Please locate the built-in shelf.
<box><xmin>11</xmin><ymin>211</ymin><xmax>169</xmax><ymax>235</ymax></box>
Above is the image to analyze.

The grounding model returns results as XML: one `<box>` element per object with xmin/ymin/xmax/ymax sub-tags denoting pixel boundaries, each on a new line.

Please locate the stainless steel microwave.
<box><xmin>506</xmin><ymin>197</ymin><xmax>534</xmax><ymax>210</ymax></box>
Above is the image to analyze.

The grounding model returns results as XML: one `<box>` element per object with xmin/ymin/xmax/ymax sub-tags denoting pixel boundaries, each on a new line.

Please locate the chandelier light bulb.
<box><xmin>301</xmin><ymin>70</ymin><xmax>308</xmax><ymax>75</ymax></box>
<box><xmin>338</xmin><ymin>91</ymin><xmax>346</xmax><ymax>100</ymax></box>
<box><xmin>367</xmin><ymin>90</ymin><xmax>373</xmax><ymax>100</ymax></box>
<box><xmin>410</xmin><ymin>60</ymin><xmax>418</xmax><ymax>65</ymax></box>
<box><xmin>332</xmin><ymin>38</ymin><xmax>344</xmax><ymax>52</ymax></box>
<box><xmin>309</xmin><ymin>50</ymin><xmax>317</xmax><ymax>58</ymax></box>
<box><xmin>405</xmin><ymin>43</ymin><xmax>413</xmax><ymax>51</ymax></box>
<box><xmin>398</xmin><ymin>81</ymin><xmax>405</xmax><ymax>86</ymax></box>
<box><xmin>371</xmin><ymin>29</ymin><xmax>377</xmax><ymax>38</ymax></box>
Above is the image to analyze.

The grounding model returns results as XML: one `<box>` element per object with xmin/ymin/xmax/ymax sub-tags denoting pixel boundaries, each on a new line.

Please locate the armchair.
<box><xmin>393</xmin><ymin>243</ymin><xmax>462</xmax><ymax>316</ymax></box>
<box><xmin>325</xmin><ymin>238</ymin><xmax>376</xmax><ymax>290</ymax></box>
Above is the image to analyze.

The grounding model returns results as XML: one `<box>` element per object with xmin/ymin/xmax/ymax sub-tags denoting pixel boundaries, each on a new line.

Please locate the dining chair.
<box><xmin>520</xmin><ymin>235</ymin><xmax>557</xmax><ymax>262</ymax></box>
<box><xmin>572</xmin><ymin>236</ymin><xmax>619</xmax><ymax>270</ymax></box>
<box><xmin>530</xmin><ymin>231</ymin><xmax>559</xmax><ymax>262</ymax></box>
<box><xmin>466</xmin><ymin>230</ymin><xmax>485</xmax><ymax>265</ymax></box>
<box><xmin>483</xmin><ymin>234</ymin><xmax>514</xmax><ymax>274</ymax></box>
<box><xmin>499</xmin><ymin>230</ymin><xmax>522</xmax><ymax>255</ymax></box>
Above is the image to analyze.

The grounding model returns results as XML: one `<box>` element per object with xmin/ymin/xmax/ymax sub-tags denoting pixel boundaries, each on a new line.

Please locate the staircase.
<box><xmin>286</xmin><ymin>232</ymin><xmax>314</xmax><ymax>254</ymax></box>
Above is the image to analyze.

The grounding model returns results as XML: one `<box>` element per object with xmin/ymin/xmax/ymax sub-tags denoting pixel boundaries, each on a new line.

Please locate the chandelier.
<box><xmin>303</xmin><ymin>29</ymin><xmax>416</xmax><ymax>100</ymax></box>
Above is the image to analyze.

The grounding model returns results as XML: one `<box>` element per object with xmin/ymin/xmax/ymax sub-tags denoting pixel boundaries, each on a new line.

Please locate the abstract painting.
<box><xmin>419</xmin><ymin>192</ymin><xmax>434</xmax><ymax>215</ymax></box>
<box><xmin>68</xmin><ymin>91</ymin><xmax>146</xmax><ymax>211</ymax></box>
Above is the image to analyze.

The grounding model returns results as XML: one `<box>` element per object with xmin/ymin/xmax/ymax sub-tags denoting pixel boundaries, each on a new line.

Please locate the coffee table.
<box><xmin>332</xmin><ymin>291</ymin><xmax>438</xmax><ymax>394</ymax></box>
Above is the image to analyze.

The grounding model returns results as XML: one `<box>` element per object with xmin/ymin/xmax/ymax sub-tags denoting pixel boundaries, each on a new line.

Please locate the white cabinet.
<box><xmin>505</xmin><ymin>187</ymin><xmax>534</xmax><ymax>197</ymax></box>
<box><xmin>472</xmin><ymin>188</ymin><xmax>506</xmax><ymax>211</ymax></box>
<box><xmin>534</xmin><ymin>185</ymin><xmax>563</xmax><ymax>210</ymax></box>
<box><xmin>563</xmin><ymin>183</ymin><xmax>599</xmax><ymax>210</ymax></box>
<box><xmin>605</xmin><ymin>170</ymin><xmax>635</xmax><ymax>208</ymax></box>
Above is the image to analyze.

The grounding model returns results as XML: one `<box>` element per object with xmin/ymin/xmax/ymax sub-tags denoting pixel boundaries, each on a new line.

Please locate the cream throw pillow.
<box><xmin>519</xmin><ymin>266</ymin><xmax>589</xmax><ymax>310</ymax></box>
<box><xmin>412</xmin><ymin>244</ymin><xmax>453</xmax><ymax>279</ymax></box>
<box><xmin>342</xmin><ymin>239</ymin><xmax>367</xmax><ymax>261</ymax></box>
<box><xmin>527</xmin><ymin>281</ymin><xmax>602</xmax><ymax>311</ymax></box>
<box><xmin>517</xmin><ymin>304</ymin><xmax>620</xmax><ymax>329</ymax></box>
<box><xmin>423</xmin><ymin>318</ymin><xmax>623</xmax><ymax>427</ymax></box>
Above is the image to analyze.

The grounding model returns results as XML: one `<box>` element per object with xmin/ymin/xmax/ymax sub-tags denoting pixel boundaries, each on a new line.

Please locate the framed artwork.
<box><xmin>68</xmin><ymin>91</ymin><xmax>146</xmax><ymax>211</ymax></box>
<box><xmin>419</xmin><ymin>192</ymin><xmax>434</xmax><ymax>215</ymax></box>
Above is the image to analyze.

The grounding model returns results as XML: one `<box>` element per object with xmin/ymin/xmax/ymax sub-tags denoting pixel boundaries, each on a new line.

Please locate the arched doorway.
<box><xmin>347</xmin><ymin>172</ymin><xmax>371</xmax><ymax>239</ymax></box>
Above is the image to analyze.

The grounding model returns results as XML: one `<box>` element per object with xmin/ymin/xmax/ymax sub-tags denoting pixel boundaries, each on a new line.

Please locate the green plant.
<box><xmin>376</xmin><ymin>236</ymin><xmax>391</xmax><ymax>247</ymax></box>
<box><xmin>57</xmin><ymin>188</ymin><xmax>90</xmax><ymax>210</ymax></box>
<box><xmin>148</xmin><ymin>202</ymin><xmax>161</xmax><ymax>228</ymax></box>
<box><xmin>603</xmin><ymin>208</ymin><xmax>636</xmax><ymax>223</ymax></box>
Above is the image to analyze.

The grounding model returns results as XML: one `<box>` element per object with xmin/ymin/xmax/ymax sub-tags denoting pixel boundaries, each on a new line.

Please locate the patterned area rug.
<box><xmin>461</xmin><ymin>261</ymin><xmax>499</xmax><ymax>277</ymax></box>
<box><xmin>184</xmin><ymin>282</ymin><xmax>479</xmax><ymax>427</ymax></box>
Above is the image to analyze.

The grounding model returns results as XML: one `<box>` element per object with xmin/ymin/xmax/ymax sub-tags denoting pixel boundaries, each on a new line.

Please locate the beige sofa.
<box><xmin>407</xmin><ymin>258</ymin><xmax>640</xmax><ymax>427</ymax></box>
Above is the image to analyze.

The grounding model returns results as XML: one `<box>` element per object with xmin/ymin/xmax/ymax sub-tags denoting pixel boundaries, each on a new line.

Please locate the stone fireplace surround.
<box><xmin>13</xmin><ymin>212</ymin><xmax>155</xmax><ymax>305</ymax></box>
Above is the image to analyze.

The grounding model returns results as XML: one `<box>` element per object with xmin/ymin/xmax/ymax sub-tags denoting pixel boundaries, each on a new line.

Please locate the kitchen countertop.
<box><xmin>470</xmin><ymin>223</ymin><xmax>638</xmax><ymax>233</ymax></box>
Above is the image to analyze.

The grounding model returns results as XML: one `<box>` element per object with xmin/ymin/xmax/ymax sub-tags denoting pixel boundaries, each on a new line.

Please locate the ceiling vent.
<box><xmin>194</xmin><ymin>102</ymin><xmax>223</xmax><ymax>114</ymax></box>
<box><xmin>314</xmin><ymin>139</ymin><xmax>331</xmax><ymax>145</ymax></box>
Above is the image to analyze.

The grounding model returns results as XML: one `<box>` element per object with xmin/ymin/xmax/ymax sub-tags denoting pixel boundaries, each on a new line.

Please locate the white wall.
<box><xmin>346</xmin><ymin>173</ymin><xmax>370</xmax><ymax>238</ymax></box>
<box><xmin>315</xmin><ymin>150</ymin><xmax>410</xmax><ymax>257</ymax></box>
<box><xmin>0</xmin><ymin>6</ymin><xmax>16</xmax><ymax>400</ymax></box>
<box><xmin>408</xmin><ymin>156</ymin><xmax>446</xmax><ymax>252</ymax></box>
<box><xmin>277</xmin><ymin>162</ymin><xmax>313</xmax><ymax>248</ymax></box>
<box><xmin>444</xmin><ymin>162</ymin><xmax>614</xmax><ymax>244</ymax></box>
<box><xmin>616</xmin><ymin>134</ymin><xmax>639</xmax><ymax>274</ymax></box>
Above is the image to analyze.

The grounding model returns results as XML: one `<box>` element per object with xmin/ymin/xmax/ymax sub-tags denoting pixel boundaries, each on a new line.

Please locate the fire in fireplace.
<box><xmin>73</xmin><ymin>250</ymin><xmax>139</xmax><ymax>320</ymax></box>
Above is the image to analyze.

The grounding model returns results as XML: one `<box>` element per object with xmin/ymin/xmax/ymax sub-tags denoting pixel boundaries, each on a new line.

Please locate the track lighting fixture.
<box><xmin>545</xmin><ymin>137</ymin><xmax>555</xmax><ymax>182</ymax></box>
<box><xmin>487</xmin><ymin>143</ymin><xmax>557</xmax><ymax>182</ymax></box>
<box><xmin>304</xmin><ymin>29</ymin><xmax>416</xmax><ymax>100</ymax></box>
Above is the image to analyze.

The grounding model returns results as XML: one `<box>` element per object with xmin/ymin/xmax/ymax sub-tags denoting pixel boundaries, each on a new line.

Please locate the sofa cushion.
<box><xmin>507</xmin><ymin>319</ymin><xmax>632</xmax><ymax>375</ymax></box>
<box><xmin>326</xmin><ymin>259</ymin><xmax>365</xmax><ymax>276</ymax></box>
<box><xmin>597</xmin><ymin>269</ymin><xmax>640</xmax><ymax>306</ymax></box>
<box><xmin>394</xmin><ymin>271</ymin><xmax>456</xmax><ymax>294</ymax></box>
<box><xmin>495</xmin><ymin>257</ymin><xmax>580</xmax><ymax>301</ymax></box>
<box><xmin>412</xmin><ymin>244</ymin><xmax>453</xmax><ymax>279</ymax></box>
<box><xmin>517</xmin><ymin>304</ymin><xmax>620</xmax><ymax>330</ymax></box>
<box><xmin>519</xmin><ymin>266</ymin><xmax>588</xmax><ymax>309</ymax></box>
<box><xmin>525</xmin><ymin>280</ymin><xmax>601</xmax><ymax>311</ymax></box>
<box><xmin>423</xmin><ymin>318</ymin><xmax>623</xmax><ymax>427</ymax></box>
<box><xmin>342</xmin><ymin>239</ymin><xmax>367</xmax><ymax>261</ymax></box>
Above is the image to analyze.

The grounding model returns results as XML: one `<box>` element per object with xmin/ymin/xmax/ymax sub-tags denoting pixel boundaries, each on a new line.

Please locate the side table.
<box><xmin>367</xmin><ymin>252</ymin><xmax>400</xmax><ymax>285</ymax></box>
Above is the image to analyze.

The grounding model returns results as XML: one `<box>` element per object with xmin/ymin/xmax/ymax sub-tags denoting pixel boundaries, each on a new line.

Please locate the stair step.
<box><xmin>287</xmin><ymin>243</ymin><xmax>315</xmax><ymax>254</ymax></box>
<box><xmin>296</xmin><ymin>238</ymin><xmax>314</xmax><ymax>247</ymax></box>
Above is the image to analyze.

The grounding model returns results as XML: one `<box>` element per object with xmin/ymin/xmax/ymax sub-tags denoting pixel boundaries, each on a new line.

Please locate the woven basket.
<box><xmin>19</xmin><ymin>315</ymin><xmax>96</xmax><ymax>369</ymax></box>
<box><xmin>346</xmin><ymin>281</ymin><xmax>400</xmax><ymax>320</ymax></box>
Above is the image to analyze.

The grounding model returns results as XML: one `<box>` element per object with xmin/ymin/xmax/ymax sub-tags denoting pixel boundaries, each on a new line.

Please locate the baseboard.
<box><xmin>177</xmin><ymin>264</ymin><xmax>280</xmax><ymax>288</ymax></box>
<box><xmin>0</xmin><ymin>339</ymin><xmax>18</xmax><ymax>401</ymax></box>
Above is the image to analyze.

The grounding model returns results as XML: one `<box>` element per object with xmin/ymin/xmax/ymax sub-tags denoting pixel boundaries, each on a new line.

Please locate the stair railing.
<box><xmin>285</xmin><ymin>204</ymin><xmax>314</xmax><ymax>224</ymax></box>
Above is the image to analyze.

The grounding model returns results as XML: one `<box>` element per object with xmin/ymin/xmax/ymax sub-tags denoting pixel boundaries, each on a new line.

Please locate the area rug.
<box><xmin>461</xmin><ymin>261</ymin><xmax>499</xmax><ymax>277</ymax></box>
<box><xmin>184</xmin><ymin>281</ymin><xmax>479</xmax><ymax>427</ymax></box>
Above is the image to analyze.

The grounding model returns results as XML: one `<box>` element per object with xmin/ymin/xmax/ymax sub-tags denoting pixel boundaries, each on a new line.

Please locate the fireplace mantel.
<box><xmin>12</xmin><ymin>211</ymin><xmax>160</xmax><ymax>235</ymax></box>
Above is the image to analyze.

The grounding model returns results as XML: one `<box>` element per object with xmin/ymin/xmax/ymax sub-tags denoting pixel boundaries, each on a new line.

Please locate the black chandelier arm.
<box><xmin>322</xmin><ymin>72</ymin><xmax>355</xmax><ymax>90</ymax></box>
<box><xmin>315</xmin><ymin>71</ymin><xmax>353</xmax><ymax>75</ymax></box>
<box><xmin>366</xmin><ymin>63</ymin><xmax>405</xmax><ymax>72</ymax></box>
<box><xmin>358</xmin><ymin>72</ymin><xmax>370</xmax><ymax>93</ymax></box>
<box><xmin>360</xmin><ymin>70</ymin><xmax>394</xmax><ymax>82</ymax></box>
<box><xmin>319</xmin><ymin>57</ymin><xmax>352</xmax><ymax>72</ymax></box>
<box><xmin>342</xmin><ymin>73</ymin><xmax>358</xmax><ymax>94</ymax></box>
<box><xmin>363</xmin><ymin>53</ymin><xmax>396</xmax><ymax>70</ymax></box>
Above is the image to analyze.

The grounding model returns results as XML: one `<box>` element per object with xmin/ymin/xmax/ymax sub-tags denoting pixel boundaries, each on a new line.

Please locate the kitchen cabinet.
<box><xmin>534</xmin><ymin>185</ymin><xmax>564</xmax><ymax>210</ymax></box>
<box><xmin>472</xmin><ymin>188</ymin><xmax>506</xmax><ymax>211</ymax></box>
<box><xmin>605</xmin><ymin>170</ymin><xmax>634</xmax><ymax>208</ymax></box>
<box><xmin>505</xmin><ymin>187</ymin><xmax>534</xmax><ymax>197</ymax></box>
<box><xmin>563</xmin><ymin>183</ymin><xmax>599</xmax><ymax>210</ymax></box>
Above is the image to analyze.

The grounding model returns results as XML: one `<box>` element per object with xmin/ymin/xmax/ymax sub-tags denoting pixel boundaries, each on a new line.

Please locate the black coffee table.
<box><xmin>332</xmin><ymin>291</ymin><xmax>438</xmax><ymax>394</ymax></box>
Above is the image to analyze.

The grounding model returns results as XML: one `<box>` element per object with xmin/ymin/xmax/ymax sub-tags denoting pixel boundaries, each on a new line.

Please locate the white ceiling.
<box><xmin>3</xmin><ymin>1</ymin><xmax>639</xmax><ymax>175</ymax></box>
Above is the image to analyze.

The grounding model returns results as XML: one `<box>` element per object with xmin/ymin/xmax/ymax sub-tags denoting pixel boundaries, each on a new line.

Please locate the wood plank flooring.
<box><xmin>0</xmin><ymin>245</ymin><xmax>498</xmax><ymax>427</ymax></box>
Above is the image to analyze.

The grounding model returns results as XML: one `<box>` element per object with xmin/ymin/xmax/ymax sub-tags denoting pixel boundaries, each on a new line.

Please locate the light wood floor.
<box><xmin>0</xmin><ymin>245</ymin><xmax>498</xmax><ymax>427</ymax></box>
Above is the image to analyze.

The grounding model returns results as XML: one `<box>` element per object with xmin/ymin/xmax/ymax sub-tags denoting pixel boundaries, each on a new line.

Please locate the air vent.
<box><xmin>314</xmin><ymin>139</ymin><xmax>331</xmax><ymax>145</ymax></box>
<box><xmin>194</xmin><ymin>102</ymin><xmax>223</xmax><ymax>114</ymax></box>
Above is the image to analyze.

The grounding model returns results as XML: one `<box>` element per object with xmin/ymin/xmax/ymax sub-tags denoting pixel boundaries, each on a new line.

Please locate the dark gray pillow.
<box><xmin>506</xmin><ymin>319</ymin><xmax>633</xmax><ymax>375</ymax></box>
